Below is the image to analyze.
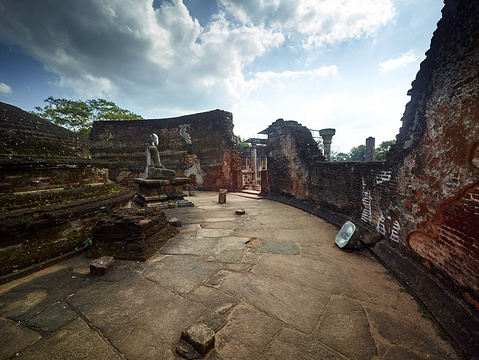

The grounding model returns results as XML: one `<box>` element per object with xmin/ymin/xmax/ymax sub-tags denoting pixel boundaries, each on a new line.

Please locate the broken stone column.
<box><xmin>319</xmin><ymin>128</ymin><xmax>336</xmax><ymax>161</ymax></box>
<box><xmin>218</xmin><ymin>189</ymin><xmax>227</xmax><ymax>204</ymax></box>
<box><xmin>365</xmin><ymin>137</ymin><xmax>375</xmax><ymax>161</ymax></box>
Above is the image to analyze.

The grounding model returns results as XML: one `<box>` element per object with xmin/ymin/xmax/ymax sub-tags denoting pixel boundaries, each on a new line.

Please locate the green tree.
<box><xmin>32</xmin><ymin>97</ymin><xmax>143</xmax><ymax>136</ymax></box>
<box><xmin>332</xmin><ymin>152</ymin><xmax>350</xmax><ymax>162</ymax></box>
<box><xmin>375</xmin><ymin>140</ymin><xmax>395</xmax><ymax>161</ymax></box>
<box><xmin>348</xmin><ymin>145</ymin><xmax>366</xmax><ymax>161</ymax></box>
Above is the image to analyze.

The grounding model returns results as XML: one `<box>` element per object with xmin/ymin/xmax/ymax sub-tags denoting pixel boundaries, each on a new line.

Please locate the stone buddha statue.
<box><xmin>145</xmin><ymin>133</ymin><xmax>176</xmax><ymax>179</ymax></box>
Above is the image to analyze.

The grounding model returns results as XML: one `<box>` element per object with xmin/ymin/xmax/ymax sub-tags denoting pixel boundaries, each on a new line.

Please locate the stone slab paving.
<box><xmin>0</xmin><ymin>191</ymin><xmax>460</xmax><ymax>359</ymax></box>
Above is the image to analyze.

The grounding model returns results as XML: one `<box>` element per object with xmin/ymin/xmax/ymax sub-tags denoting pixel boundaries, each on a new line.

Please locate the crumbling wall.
<box><xmin>89</xmin><ymin>110</ymin><xmax>241</xmax><ymax>190</ymax></box>
<box><xmin>0</xmin><ymin>103</ymin><xmax>133</xmax><ymax>276</ymax></box>
<box><xmin>389</xmin><ymin>0</ymin><xmax>479</xmax><ymax>306</ymax></box>
<box><xmin>265</xmin><ymin>0</ymin><xmax>479</xmax><ymax>307</ymax></box>
<box><xmin>266</xmin><ymin>119</ymin><xmax>324</xmax><ymax>199</ymax></box>
<box><xmin>0</xmin><ymin>102</ymin><xmax>89</xmax><ymax>158</ymax></box>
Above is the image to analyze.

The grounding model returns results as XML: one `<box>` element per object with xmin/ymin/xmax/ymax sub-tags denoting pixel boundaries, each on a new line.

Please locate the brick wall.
<box><xmin>390</xmin><ymin>0</ymin><xmax>479</xmax><ymax>307</ymax></box>
<box><xmin>265</xmin><ymin>0</ymin><xmax>479</xmax><ymax>307</ymax></box>
<box><xmin>0</xmin><ymin>102</ymin><xmax>89</xmax><ymax>158</ymax></box>
<box><xmin>266</xmin><ymin>119</ymin><xmax>324</xmax><ymax>199</ymax></box>
<box><xmin>89</xmin><ymin>109</ymin><xmax>241</xmax><ymax>190</ymax></box>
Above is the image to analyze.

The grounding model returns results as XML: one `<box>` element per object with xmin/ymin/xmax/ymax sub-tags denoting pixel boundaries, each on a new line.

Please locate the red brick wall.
<box><xmin>390</xmin><ymin>0</ymin><xmax>479</xmax><ymax>308</ymax></box>
<box><xmin>265</xmin><ymin>0</ymin><xmax>479</xmax><ymax>306</ymax></box>
<box><xmin>89</xmin><ymin>109</ymin><xmax>242</xmax><ymax>190</ymax></box>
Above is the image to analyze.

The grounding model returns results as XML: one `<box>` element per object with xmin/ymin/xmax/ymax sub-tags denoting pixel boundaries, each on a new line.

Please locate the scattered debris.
<box><xmin>169</xmin><ymin>217</ymin><xmax>182</xmax><ymax>227</ymax></box>
<box><xmin>89</xmin><ymin>256</ymin><xmax>114</xmax><ymax>276</ymax></box>
<box><xmin>245</xmin><ymin>237</ymin><xmax>262</xmax><ymax>247</ymax></box>
<box><xmin>180</xmin><ymin>323</ymin><xmax>215</xmax><ymax>357</ymax></box>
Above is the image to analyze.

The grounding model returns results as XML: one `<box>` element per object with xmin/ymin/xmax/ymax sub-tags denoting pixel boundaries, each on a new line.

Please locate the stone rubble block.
<box><xmin>89</xmin><ymin>256</ymin><xmax>115</xmax><ymax>276</ymax></box>
<box><xmin>91</xmin><ymin>208</ymin><xmax>177</xmax><ymax>261</ymax></box>
<box><xmin>169</xmin><ymin>217</ymin><xmax>182</xmax><ymax>227</ymax></box>
<box><xmin>361</xmin><ymin>231</ymin><xmax>382</xmax><ymax>246</ymax></box>
<box><xmin>175</xmin><ymin>339</ymin><xmax>202</xmax><ymax>360</ymax></box>
<box><xmin>235</xmin><ymin>209</ymin><xmax>246</xmax><ymax>215</ymax></box>
<box><xmin>181</xmin><ymin>323</ymin><xmax>215</xmax><ymax>356</ymax></box>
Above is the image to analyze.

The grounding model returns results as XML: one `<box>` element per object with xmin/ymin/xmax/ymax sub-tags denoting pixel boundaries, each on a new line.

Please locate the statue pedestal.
<box><xmin>133</xmin><ymin>177</ymin><xmax>194</xmax><ymax>208</ymax></box>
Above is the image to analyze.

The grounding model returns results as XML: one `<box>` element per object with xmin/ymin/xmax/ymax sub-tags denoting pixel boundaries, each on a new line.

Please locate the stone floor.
<box><xmin>0</xmin><ymin>191</ymin><xmax>460</xmax><ymax>360</ymax></box>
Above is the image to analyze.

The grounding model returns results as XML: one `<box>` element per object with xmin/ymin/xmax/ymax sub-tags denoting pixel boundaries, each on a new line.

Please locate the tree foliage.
<box><xmin>375</xmin><ymin>140</ymin><xmax>395</xmax><ymax>161</ymax></box>
<box><xmin>348</xmin><ymin>144</ymin><xmax>366</xmax><ymax>161</ymax></box>
<box><xmin>32</xmin><ymin>97</ymin><xmax>143</xmax><ymax>136</ymax></box>
<box><xmin>332</xmin><ymin>152</ymin><xmax>350</xmax><ymax>162</ymax></box>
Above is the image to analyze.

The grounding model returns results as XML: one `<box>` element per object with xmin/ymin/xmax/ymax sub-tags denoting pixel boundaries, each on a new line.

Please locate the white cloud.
<box><xmin>245</xmin><ymin>65</ymin><xmax>338</xmax><ymax>93</ymax></box>
<box><xmin>379</xmin><ymin>49</ymin><xmax>418</xmax><ymax>73</ymax></box>
<box><xmin>219</xmin><ymin>0</ymin><xmax>396</xmax><ymax>48</ymax></box>
<box><xmin>0</xmin><ymin>82</ymin><xmax>12</xmax><ymax>94</ymax></box>
<box><xmin>0</xmin><ymin>0</ymin><xmax>290</xmax><ymax>114</ymax></box>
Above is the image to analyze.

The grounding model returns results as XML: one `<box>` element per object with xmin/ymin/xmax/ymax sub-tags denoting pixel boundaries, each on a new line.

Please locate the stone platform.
<box><xmin>0</xmin><ymin>192</ymin><xmax>461</xmax><ymax>360</ymax></box>
<box><xmin>133</xmin><ymin>177</ymin><xmax>194</xmax><ymax>208</ymax></box>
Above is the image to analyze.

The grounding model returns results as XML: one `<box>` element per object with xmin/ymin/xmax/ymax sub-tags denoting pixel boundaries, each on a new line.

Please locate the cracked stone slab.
<box><xmin>0</xmin><ymin>267</ymin><xmax>96</xmax><ymax>322</ymax></box>
<box><xmin>367</xmin><ymin>308</ymin><xmax>451</xmax><ymax>358</ymax></box>
<box><xmin>248</xmin><ymin>239</ymin><xmax>300</xmax><ymax>255</ymax></box>
<box><xmin>207</xmin><ymin>237</ymin><xmax>249</xmax><ymax>263</ymax></box>
<box><xmin>27</xmin><ymin>300</ymin><xmax>78</xmax><ymax>332</ymax></box>
<box><xmin>217</xmin><ymin>271</ymin><xmax>330</xmax><ymax>333</ymax></box>
<box><xmin>197</xmin><ymin>228</ymin><xmax>234</xmax><ymax>238</ymax></box>
<box><xmin>252</xmin><ymin>254</ymin><xmax>360</xmax><ymax>298</ymax></box>
<box><xmin>215</xmin><ymin>306</ymin><xmax>282</xmax><ymax>359</ymax></box>
<box><xmin>142</xmin><ymin>255</ymin><xmax>223</xmax><ymax>294</ymax></box>
<box><xmin>260</xmin><ymin>327</ymin><xmax>338</xmax><ymax>359</ymax></box>
<box><xmin>187</xmin><ymin>285</ymin><xmax>238</xmax><ymax>315</ymax></box>
<box><xmin>13</xmin><ymin>317</ymin><xmax>122</xmax><ymax>360</ymax></box>
<box><xmin>0</xmin><ymin>317</ymin><xmax>41</xmax><ymax>359</ymax></box>
<box><xmin>160</xmin><ymin>237</ymin><xmax>218</xmax><ymax>256</ymax></box>
<box><xmin>69</xmin><ymin>273</ymin><xmax>220</xmax><ymax>360</ymax></box>
<box><xmin>315</xmin><ymin>297</ymin><xmax>377</xmax><ymax>360</ymax></box>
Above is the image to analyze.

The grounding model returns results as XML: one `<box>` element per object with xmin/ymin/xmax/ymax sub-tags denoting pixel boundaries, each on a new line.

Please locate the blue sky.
<box><xmin>0</xmin><ymin>0</ymin><xmax>443</xmax><ymax>153</ymax></box>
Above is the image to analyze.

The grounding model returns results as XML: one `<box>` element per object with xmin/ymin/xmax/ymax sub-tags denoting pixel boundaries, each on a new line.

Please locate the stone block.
<box><xmin>90</xmin><ymin>256</ymin><xmax>115</xmax><ymax>276</ymax></box>
<box><xmin>361</xmin><ymin>231</ymin><xmax>382</xmax><ymax>246</ymax></box>
<box><xmin>218</xmin><ymin>189</ymin><xmax>227</xmax><ymax>204</ymax></box>
<box><xmin>181</xmin><ymin>323</ymin><xmax>215</xmax><ymax>356</ymax></box>
<box><xmin>235</xmin><ymin>209</ymin><xmax>245</xmax><ymax>215</ymax></box>
<box><xmin>176</xmin><ymin>339</ymin><xmax>202</xmax><ymax>359</ymax></box>
<box><xmin>169</xmin><ymin>217</ymin><xmax>182</xmax><ymax>227</ymax></box>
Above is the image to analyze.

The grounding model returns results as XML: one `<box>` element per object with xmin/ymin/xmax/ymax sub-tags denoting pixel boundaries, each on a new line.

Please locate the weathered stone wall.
<box><xmin>0</xmin><ymin>102</ymin><xmax>89</xmax><ymax>158</ymax></box>
<box><xmin>389</xmin><ymin>0</ymin><xmax>479</xmax><ymax>306</ymax></box>
<box><xmin>89</xmin><ymin>110</ymin><xmax>241</xmax><ymax>190</ymax></box>
<box><xmin>265</xmin><ymin>0</ymin><xmax>479</xmax><ymax>307</ymax></box>
<box><xmin>0</xmin><ymin>102</ymin><xmax>133</xmax><ymax>276</ymax></box>
<box><xmin>266</xmin><ymin>119</ymin><xmax>324</xmax><ymax>199</ymax></box>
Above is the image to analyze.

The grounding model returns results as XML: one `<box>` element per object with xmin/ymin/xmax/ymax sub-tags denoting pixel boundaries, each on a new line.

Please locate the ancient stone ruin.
<box><xmin>0</xmin><ymin>103</ymin><xmax>134</xmax><ymax>277</ymax></box>
<box><xmin>0</xmin><ymin>0</ymin><xmax>477</xmax><ymax>356</ymax></box>
<box><xmin>89</xmin><ymin>109</ymin><xmax>242</xmax><ymax>191</ymax></box>
<box><xmin>133</xmin><ymin>133</ymin><xmax>193</xmax><ymax>208</ymax></box>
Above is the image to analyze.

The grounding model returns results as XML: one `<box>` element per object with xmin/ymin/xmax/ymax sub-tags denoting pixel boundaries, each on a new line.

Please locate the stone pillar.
<box><xmin>259</xmin><ymin>168</ymin><xmax>268</xmax><ymax>196</ymax></box>
<box><xmin>218</xmin><ymin>189</ymin><xmax>227</xmax><ymax>204</ymax></box>
<box><xmin>319</xmin><ymin>128</ymin><xmax>336</xmax><ymax>161</ymax></box>
<box><xmin>365</xmin><ymin>137</ymin><xmax>375</xmax><ymax>161</ymax></box>
<box><xmin>251</xmin><ymin>143</ymin><xmax>258</xmax><ymax>187</ymax></box>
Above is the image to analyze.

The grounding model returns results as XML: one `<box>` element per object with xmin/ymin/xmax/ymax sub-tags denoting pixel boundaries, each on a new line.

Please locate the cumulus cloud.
<box><xmin>0</xmin><ymin>0</ymin><xmax>286</xmax><ymax>113</ymax></box>
<box><xmin>249</xmin><ymin>65</ymin><xmax>338</xmax><ymax>90</ymax></box>
<box><xmin>0</xmin><ymin>0</ymin><xmax>395</xmax><ymax>118</ymax></box>
<box><xmin>219</xmin><ymin>0</ymin><xmax>396</xmax><ymax>48</ymax></box>
<box><xmin>379</xmin><ymin>49</ymin><xmax>418</xmax><ymax>73</ymax></box>
<box><xmin>0</xmin><ymin>82</ymin><xmax>12</xmax><ymax>94</ymax></box>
